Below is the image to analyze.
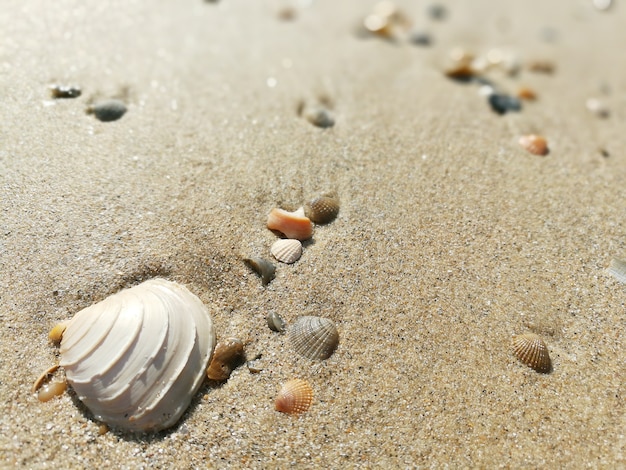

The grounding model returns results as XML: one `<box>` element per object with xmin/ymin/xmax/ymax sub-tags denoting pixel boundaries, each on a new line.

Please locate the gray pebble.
<box><xmin>86</xmin><ymin>99</ymin><xmax>128</xmax><ymax>122</ymax></box>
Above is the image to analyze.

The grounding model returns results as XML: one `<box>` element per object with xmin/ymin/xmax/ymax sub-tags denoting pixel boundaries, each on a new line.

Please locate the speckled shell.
<box><xmin>512</xmin><ymin>333</ymin><xmax>551</xmax><ymax>373</ymax></box>
<box><xmin>289</xmin><ymin>316</ymin><xmax>339</xmax><ymax>360</ymax></box>
<box><xmin>267</xmin><ymin>207</ymin><xmax>313</xmax><ymax>240</ymax></box>
<box><xmin>304</xmin><ymin>193</ymin><xmax>340</xmax><ymax>224</ymax></box>
<box><xmin>59</xmin><ymin>279</ymin><xmax>216</xmax><ymax>432</ymax></box>
<box><xmin>271</xmin><ymin>239</ymin><xmax>302</xmax><ymax>264</ymax></box>
<box><xmin>275</xmin><ymin>379</ymin><xmax>314</xmax><ymax>414</ymax></box>
<box><xmin>519</xmin><ymin>134</ymin><xmax>549</xmax><ymax>156</ymax></box>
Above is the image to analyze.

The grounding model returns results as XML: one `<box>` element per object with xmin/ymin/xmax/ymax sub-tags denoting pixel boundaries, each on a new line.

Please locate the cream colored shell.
<box><xmin>271</xmin><ymin>239</ymin><xmax>302</xmax><ymax>264</ymax></box>
<box><xmin>59</xmin><ymin>278</ymin><xmax>216</xmax><ymax>432</ymax></box>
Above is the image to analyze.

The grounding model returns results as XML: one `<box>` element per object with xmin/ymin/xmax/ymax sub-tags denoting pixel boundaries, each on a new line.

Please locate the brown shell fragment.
<box><xmin>275</xmin><ymin>379</ymin><xmax>314</xmax><ymax>415</ymax></box>
<box><xmin>207</xmin><ymin>338</ymin><xmax>245</xmax><ymax>381</ymax></box>
<box><xmin>304</xmin><ymin>193</ymin><xmax>340</xmax><ymax>224</ymax></box>
<box><xmin>289</xmin><ymin>316</ymin><xmax>339</xmax><ymax>360</ymax></box>
<box><xmin>512</xmin><ymin>333</ymin><xmax>552</xmax><ymax>373</ymax></box>
<box><xmin>519</xmin><ymin>134</ymin><xmax>549</xmax><ymax>156</ymax></box>
<box><xmin>38</xmin><ymin>381</ymin><xmax>67</xmax><ymax>402</ymax></box>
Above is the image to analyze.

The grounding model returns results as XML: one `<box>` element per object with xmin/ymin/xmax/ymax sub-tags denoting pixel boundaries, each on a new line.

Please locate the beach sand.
<box><xmin>1</xmin><ymin>0</ymin><xmax>625</xmax><ymax>467</ymax></box>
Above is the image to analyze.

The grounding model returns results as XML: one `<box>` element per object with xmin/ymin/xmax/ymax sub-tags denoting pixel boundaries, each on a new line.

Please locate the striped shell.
<box><xmin>519</xmin><ymin>134</ymin><xmax>549</xmax><ymax>156</ymax></box>
<box><xmin>275</xmin><ymin>379</ymin><xmax>314</xmax><ymax>414</ymax></box>
<box><xmin>267</xmin><ymin>207</ymin><xmax>313</xmax><ymax>241</ymax></box>
<box><xmin>304</xmin><ymin>193</ymin><xmax>340</xmax><ymax>224</ymax></box>
<box><xmin>512</xmin><ymin>333</ymin><xmax>551</xmax><ymax>373</ymax></box>
<box><xmin>271</xmin><ymin>239</ymin><xmax>302</xmax><ymax>264</ymax></box>
<box><xmin>289</xmin><ymin>316</ymin><xmax>339</xmax><ymax>360</ymax></box>
<box><xmin>59</xmin><ymin>278</ymin><xmax>216</xmax><ymax>432</ymax></box>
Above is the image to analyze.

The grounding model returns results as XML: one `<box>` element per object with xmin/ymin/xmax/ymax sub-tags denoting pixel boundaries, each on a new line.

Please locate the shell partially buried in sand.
<box><xmin>289</xmin><ymin>316</ymin><xmax>339</xmax><ymax>360</ymax></box>
<box><xmin>275</xmin><ymin>379</ymin><xmax>314</xmax><ymax>415</ymax></box>
<box><xmin>304</xmin><ymin>193</ymin><xmax>340</xmax><ymax>224</ymax></box>
<box><xmin>57</xmin><ymin>279</ymin><xmax>216</xmax><ymax>432</ymax></box>
<box><xmin>270</xmin><ymin>239</ymin><xmax>302</xmax><ymax>264</ymax></box>
<box><xmin>512</xmin><ymin>333</ymin><xmax>552</xmax><ymax>373</ymax></box>
<box><xmin>267</xmin><ymin>207</ymin><xmax>313</xmax><ymax>240</ymax></box>
<box><xmin>519</xmin><ymin>134</ymin><xmax>549</xmax><ymax>156</ymax></box>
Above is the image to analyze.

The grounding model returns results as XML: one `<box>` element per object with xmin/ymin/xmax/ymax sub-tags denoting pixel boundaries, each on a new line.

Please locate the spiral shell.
<box><xmin>512</xmin><ymin>333</ymin><xmax>552</xmax><ymax>373</ymax></box>
<box><xmin>275</xmin><ymin>379</ymin><xmax>314</xmax><ymax>415</ymax></box>
<box><xmin>289</xmin><ymin>316</ymin><xmax>339</xmax><ymax>360</ymax></box>
<box><xmin>267</xmin><ymin>207</ymin><xmax>313</xmax><ymax>241</ymax></box>
<box><xmin>271</xmin><ymin>239</ymin><xmax>302</xmax><ymax>264</ymax></box>
<box><xmin>58</xmin><ymin>278</ymin><xmax>216</xmax><ymax>432</ymax></box>
<box><xmin>519</xmin><ymin>134</ymin><xmax>549</xmax><ymax>156</ymax></box>
<box><xmin>304</xmin><ymin>193</ymin><xmax>340</xmax><ymax>224</ymax></box>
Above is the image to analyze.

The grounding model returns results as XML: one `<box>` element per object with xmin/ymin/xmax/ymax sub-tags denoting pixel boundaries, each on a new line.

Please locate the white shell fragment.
<box><xmin>608</xmin><ymin>258</ymin><xmax>626</xmax><ymax>284</ymax></box>
<box><xmin>271</xmin><ymin>239</ymin><xmax>303</xmax><ymax>264</ymax></box>
<box><xmin>59</xmin><ymin>278</ymin><xmax>216</xmax><ymax>432</ymax></box>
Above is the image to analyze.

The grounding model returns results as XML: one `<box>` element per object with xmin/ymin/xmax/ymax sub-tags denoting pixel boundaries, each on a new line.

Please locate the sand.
<box><xmin>1</xmin><ymin>0</ymin><xmax>625</xmax><ymax>467</ymax></box>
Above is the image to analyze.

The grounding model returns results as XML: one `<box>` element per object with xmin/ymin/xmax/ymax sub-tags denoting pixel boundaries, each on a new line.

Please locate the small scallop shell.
<box><xmin>267</xmin><ymin>207</ymin><xmax>313</xmax><ymax>241</ymax></box>
<box><xmin>275</xmin><ymin>379</ymin><xmax>314</xmax><ymax>415</ymax></box>
<box><xmin>304</xmin><ymin>193</ymin><xmax>340</xmax><ymax>224</ymax></box>
<box><xmin>267</xmin><ymin>311</ymin><xmax>286</xmax><ymax>333</ymax></box>
<box><xmin>207</xmin><ymin>338</ymin><xmax>245</xmax><ymax>381</ymax></box>
<box><xmin>271</xmin><ymin>239</ymin><xmax>302</xmax><ymax>264</ymax></box>
<box><xmin>58</xmin><ymin>278</ymin><xmax>216</xmax><ymax>432</ymax></box>
<box><xmin>512</xmin><ymin>333</ymin><xmax>552</xmax><ymax>373</ymax></box>
<box><xmin>519</xmin><ymin>134</ymin><xmax>549</xmax><ymax>156</ymax></box>
<box><xmin>289</xmin><ymin>316</ymin><xmax>339</xmax><ymax>360</ymax></box>
<box><xmin>86</xmin><ymin>99</ymin><xmax>127</xmax><ymax>122</ymax></box>
<box><xmin>244</xmin><ymin>257</ymin><xmax>276</xmax><ymax>285</ymax></box>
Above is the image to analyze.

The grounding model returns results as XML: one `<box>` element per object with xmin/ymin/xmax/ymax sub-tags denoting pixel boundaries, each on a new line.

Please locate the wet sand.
<box><xmin>1</xmin><ymin>0</ymin><xmax>625</xmax><ymax>467</ymax></box>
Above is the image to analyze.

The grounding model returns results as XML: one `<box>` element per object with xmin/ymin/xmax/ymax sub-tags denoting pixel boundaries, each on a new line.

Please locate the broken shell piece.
<box><xmin>267</xmin><ymin>207</ymin><xmax>313</xmax><ymax>241</ymax></box>
<box><xmin>303</xmin><ymin>106</ymin><xmax>335</xmax><ymax>128</ymax></box>
<box><xmin>512</xmin><ymin>333</ymin><xmax>552</xmax><ymax>373</ymax></box>
<box><xmin>207</xmin><ymin>338</ymin><xmax>245</xmax><ymax>381</ymax></box>
<box><xmin>304</xmin><ymin>193</ymin><xmax>340</xmax><ymax>224</ymax></box>
<box><xmin>49</xmin><ymin>84</ymin><xmax>81</xmax><ymax>99</ymax></box>
<box><xmin>38</xmin><ymin>381</ymin><xmax>67</xmax><ymax>402</ymax></box>
<box><xmin>608</xmin><ymin>258</ymin><xmax>626</xmax><ymax>283</ymax></box>
<box><xmin>271</xmin><ymin>239</ymin><xmax>302</xmax><ymax>264</ymax></box>
<box><xmin>244</xmin><ymin>257</ymin><xmax>276</xmax><ymax>286</ymax></box>
<box><xmin>289</xmin><ymin>316</ymin><xmax>339</xmax><ymax>360</ymax></box>
<box><xmin>519</xmin><ymin>134</ymin><xmax>549</xmax><ymax>156</ymax></box>
<box><xmin>586</xmin><ymin>98</ymin><xmax>610</xmax><ymax>118</ymax></box>
<box><xmin>86</xmin><ymin>99</ymin><xmax>127</xmax><ymax>122</ymax></box>
<box><xmin>275</xmin><ymin>378</ymin><xmax>314</xmax><ymax>415</ymax></box>
<box><xmin>267</xmin><ymin>311</ymin><xmax>286</xmax><ymax>333</ymax></box>
<box><xmin>517</xmin><ymin>86</ymin><xmax>537</xmax><ymax>101</ymax></box>
<box><xmin>48</xmin><ymin>322</ymin><xmax>67</xmax><ymax>343</ymax></box>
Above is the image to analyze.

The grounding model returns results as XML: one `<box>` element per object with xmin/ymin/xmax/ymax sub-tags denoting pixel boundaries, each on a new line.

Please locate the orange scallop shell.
<box><xmin>275</xmin><ymin>379</ymin><xmax>314</xmax><ymax>415</ymax></box>
<box><xmin>267</xmin><ymin>207</ymin><xmax>313</xmax><ymax>241</ymax></box>
<box><xmin>519</xmin><ymin>134</ymin><xmax>549</xmax><ymax>156</ymax></box>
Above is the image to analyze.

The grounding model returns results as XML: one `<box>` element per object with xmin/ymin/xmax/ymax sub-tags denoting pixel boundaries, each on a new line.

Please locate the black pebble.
<box><xmin>409</xmin><ymin>31</ymin><xmax>433</xmax><ymax>46</ymax></box>
<box><xmin>87</xmin><ymin>100</ymin><xmax>128</xmax><ymax>122</ymax></box>
<box><xmin>488</xmin><ymin>93</ymin><xmax>521</xmax><ymax>115</ymax></box>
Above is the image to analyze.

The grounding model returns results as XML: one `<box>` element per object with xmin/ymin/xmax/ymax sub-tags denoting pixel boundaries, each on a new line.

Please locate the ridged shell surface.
<box><xmin>59</xmin><ymin>278</ymin><xmax>216</xmax><ymax>432</ymax></box>
<box><xmin>275</xmin><ymin>379</ymin><xmax>314</xmax><ymax>414</ymax></box>
<box><xmin>271</xmin><ymin>239</ymin><xmax>302</xmax><ymax>264</ymax></box>
<box><xmin>289</xmin><ymin>316</ymin><xmax>339</xmax><ymax>360</ymax></box>
<box><xmin>304</xmin><ymin>194</ymin><xmax>339</xmax><ymax>224</ymax></box>
<box><xmin>512</xmin><ymin>333</ymin><xmax>551</xmax><ymax>373</ymax></box>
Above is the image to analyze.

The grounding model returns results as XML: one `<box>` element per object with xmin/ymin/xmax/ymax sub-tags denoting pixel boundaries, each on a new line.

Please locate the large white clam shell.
<box><xmin>59</xmin><ymin>279</ymin><xmax>216</xmax><ymax>432</ymax></box>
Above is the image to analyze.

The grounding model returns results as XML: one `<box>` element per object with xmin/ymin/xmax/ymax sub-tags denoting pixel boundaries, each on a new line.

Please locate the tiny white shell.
<box><xmin>271</xmin><ymin>239</ymin><xmax>303</xmax><ymax>264</ymax></box>
<box><xmin>59</xmin><ymin>278</ymin><xmax>216</xmax><ymax>432</ymax></box>
<box><xmin>608</xmin><ymin>258</ymin><xmax>626</xmax><ymax>284</ymax></box>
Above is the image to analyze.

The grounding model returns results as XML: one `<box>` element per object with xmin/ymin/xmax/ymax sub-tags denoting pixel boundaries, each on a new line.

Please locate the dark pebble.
<box><xmin>488</xmin><ymin>93</ymin><xmax>521</xmax><ymax>115</ymax></box>
<box><xmin>409</xmin><ymin>31</ymin><xmax>433</xmax><ymax>46</ymax></box>
<box><xmin>50</xmin><ymin>84</ymin><xmax>81</xmax><ymax>99</ymax></box>
<box><xmin>427</xmin><ymin>3</ymin><xmax>448</xmax><ymax>21</ymax></box>
<box><xmin>86</xmin><ymin>100</ymin><xmax>127</xmax><ymax>122</ymax></box>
